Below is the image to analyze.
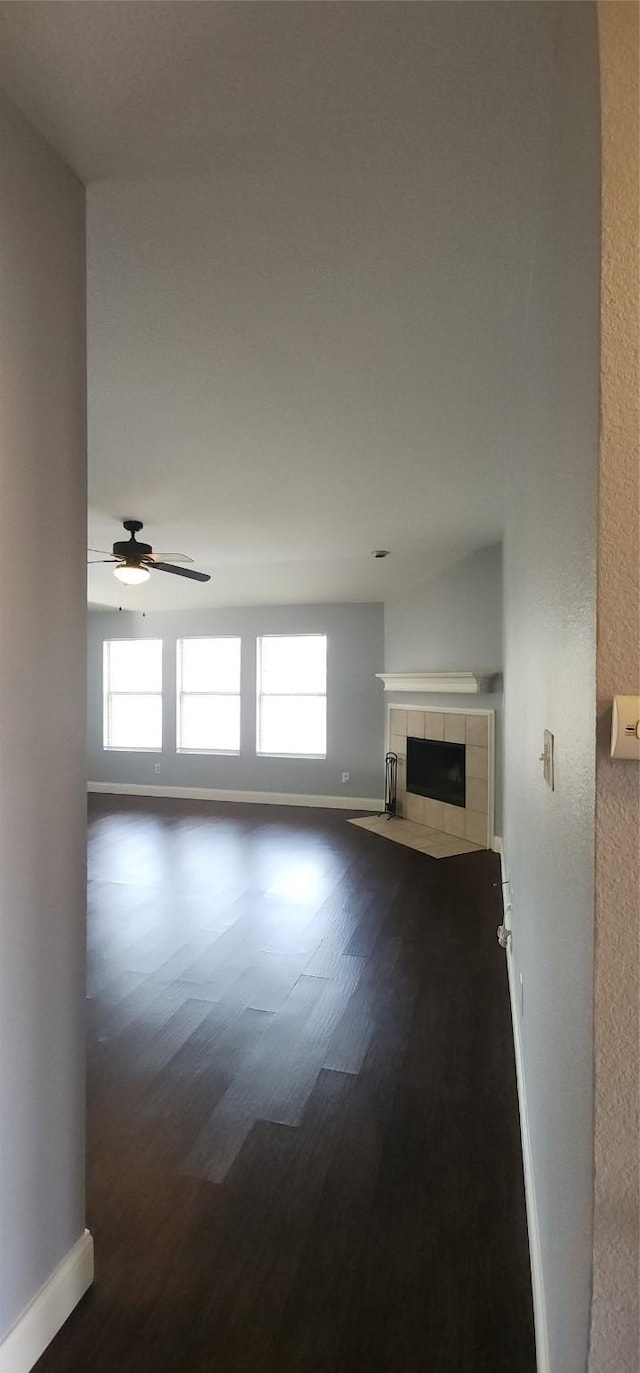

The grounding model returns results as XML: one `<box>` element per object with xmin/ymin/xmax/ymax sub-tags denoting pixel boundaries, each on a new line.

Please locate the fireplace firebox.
<box><xmin>406</xmin><ymin>736</ymin><xmax>466</xmax><ymax>809</ymax></box>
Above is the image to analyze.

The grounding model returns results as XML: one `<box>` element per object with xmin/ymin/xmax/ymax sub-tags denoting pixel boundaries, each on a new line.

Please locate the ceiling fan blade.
<box><xmin>147</xmin><ymin>553</ymin><xmax>194</xmax><ymax>565</ymax></box>
<box><xmin>88</xmin><ymin>548</ymin><xmax>112</xmax><ymax>555</ymax></box>
<box><xmin>150</xmin><ymin>561</ymin><xmax>211</xmax><ymax>583</ymax></box>
<box><xmin>88</xmin><ymin>558</ymin><xmax>119</xmax><ymax>564</ymax></box>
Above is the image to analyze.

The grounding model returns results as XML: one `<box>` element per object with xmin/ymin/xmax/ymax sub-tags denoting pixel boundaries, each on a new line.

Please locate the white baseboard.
<box><xmin>490</xmin><ymin>833</ymin><xmax>503</xmax><ymax>856</ymax></box>
<box><xmin>498</xmin><ymin>844</ymin><xmax>550</xmax><ymax>1373</ymax></box>
<box><xmin>0</xmin><ymin>1230</ymin><xmax>94</xmax><ymax>1373</ymax></box>
<box><xmin>88</xmin><ymin>781</ymin><xmax>383</xmax><ymax>811</ymax></box>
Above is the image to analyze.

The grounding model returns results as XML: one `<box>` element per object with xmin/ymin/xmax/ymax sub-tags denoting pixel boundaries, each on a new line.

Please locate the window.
<box><xmin>103</xmin><ymin>639</ymin><xmax>162</xmax><ymax>750</ymax></box>
<box><xmin>257</xmin><ymin>634</ymin><xmax>327</xmax><ymax>757</ymax></box>
<box><xmin>177</xmin><ymin>637</ymin><xmax>241</xmax><ymax>753</ymax></box>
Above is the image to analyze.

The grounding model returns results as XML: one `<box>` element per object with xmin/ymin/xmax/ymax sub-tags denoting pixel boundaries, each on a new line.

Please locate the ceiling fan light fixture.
<box><xmin>114</xmin><ymin>562</ymin><xmax>150</xmax><ymax>585</ymax></box>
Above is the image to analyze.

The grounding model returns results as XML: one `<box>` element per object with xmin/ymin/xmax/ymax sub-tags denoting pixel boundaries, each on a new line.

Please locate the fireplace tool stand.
<box><xmin>381</xmin><ymin>751</ymin><xmax>398</xmax><ymax>819</ymax></box>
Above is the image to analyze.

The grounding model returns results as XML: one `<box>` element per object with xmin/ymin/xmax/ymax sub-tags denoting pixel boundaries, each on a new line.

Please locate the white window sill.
<box><xmin>103</xmin><ymin>745</ymin><xmax>162</xmax><ymax>753</ymax></box>
<box><xmin>176</xmin><ymin>748</ymin><xmax>240</xmax><ymax>757</ymax></box>
<box><xmin>257</xmin><ymin>752</ymin><xmax>327</xmax><ymax>761</ymax></box>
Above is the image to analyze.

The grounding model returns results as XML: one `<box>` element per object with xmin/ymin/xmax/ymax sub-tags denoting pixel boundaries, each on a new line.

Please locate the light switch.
<box><xmin>611</xmin><ymin>696</ymin><xmax>640</xmax><ymax>760</ymax></box>
<box><xmin>539</xmin><ymin>730</ymin><xmax>554</xmax><ymax>790</ymax></box>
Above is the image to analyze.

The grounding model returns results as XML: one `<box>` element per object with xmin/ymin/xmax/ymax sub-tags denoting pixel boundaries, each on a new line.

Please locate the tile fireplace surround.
<box><xmin>387</xmin><ymin>706</ymin><xmax>494</xmax><ymax>849</ymax></box>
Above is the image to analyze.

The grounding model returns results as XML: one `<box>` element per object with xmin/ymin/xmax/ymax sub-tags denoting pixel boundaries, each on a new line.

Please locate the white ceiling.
<box><xmin>0</xmin><ymin>1</ymin><xmax>550</xmax><ymax>610</ymax></box>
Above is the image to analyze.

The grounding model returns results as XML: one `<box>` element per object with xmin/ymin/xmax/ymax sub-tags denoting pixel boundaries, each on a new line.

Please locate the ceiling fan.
<box><xmin>88</xmin><ymin>519</ymin><xmax>210</xmax><ymax>585</ymax></box>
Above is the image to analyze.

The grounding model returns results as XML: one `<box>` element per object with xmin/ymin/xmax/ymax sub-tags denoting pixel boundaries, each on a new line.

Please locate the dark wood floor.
<box><xmin>36</xmin><ymin>795</ymin><xmax>534</xmax><ymax>1373</ymax></box>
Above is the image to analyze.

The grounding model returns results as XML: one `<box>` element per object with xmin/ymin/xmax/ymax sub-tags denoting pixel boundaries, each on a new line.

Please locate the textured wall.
<box><xmin>384</xmin><ymin>544</ymin><xmax>504</xmax><ymax>829</ymax></box>
<box><xmin>589</xmin><ymin>6</ymin><xmax>640</xmax><ymax>1370</ymax></box>
<box><xmin>88</xmin><ymin>603</ymin><xmax>384</xmax><ymax>801</ymax></box>
<box><xmin>0</xmin><ymin>93</ymin><xmax>87</xmax><ymax>1339</ymax></box>
<box><xmin>502</xmin><ymin>5</ymin><xmax>600</xmax><ymax>1371</ymax></box>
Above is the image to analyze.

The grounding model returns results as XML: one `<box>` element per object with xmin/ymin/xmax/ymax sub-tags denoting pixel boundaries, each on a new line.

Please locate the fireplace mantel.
<box><xmin>376</xmin><ymin>671</ymin><xmax>494</xmax><ymax>695</ymax></box>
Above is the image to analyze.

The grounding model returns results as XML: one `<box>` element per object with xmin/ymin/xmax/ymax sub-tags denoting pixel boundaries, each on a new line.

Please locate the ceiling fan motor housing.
<box><xmin>113</xmin><ymin>519</ymin><xmax>152</xmax><ymax>561</ymax></box>
<box><xmin>112</xmin><ymin>537</ymin><xmax>152</xmax><ymax>560</ymax></box>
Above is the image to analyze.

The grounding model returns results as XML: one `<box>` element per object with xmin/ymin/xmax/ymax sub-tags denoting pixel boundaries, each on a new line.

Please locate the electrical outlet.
<box><xmin>519</xmin><ymin>972</ymin><xmax>524</xmax><ymax>1018</ymax></box>
<box><xmin>341</xmin><ymin>772</ymin><xmax>349</xmax><ymax>784</ymax></box>
<box><xmin>154</xmin><ymin>763</ymin><xmax>161</xmax><ymax>774</ymax></box>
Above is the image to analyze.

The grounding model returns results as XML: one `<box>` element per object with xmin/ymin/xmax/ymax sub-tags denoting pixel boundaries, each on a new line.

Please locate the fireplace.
<box><xmin>406</xmin><ymin>736</ymin><xmax>466</xmax><ymax>809</ymax></box>
<box><xmin>387</xmin><ymin>708</ymin><xmax>491</xmax><ymax>848</ymax></box>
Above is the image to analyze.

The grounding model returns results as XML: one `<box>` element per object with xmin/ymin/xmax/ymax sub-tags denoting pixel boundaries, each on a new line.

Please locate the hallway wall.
<box><xmin>0</xmin><ymin>91</ymin><xmax>89</xmax><ymax>1354</ymax></box>
<box><xmin>502</xmin><ymin>5</ymin><xmax>600</xmax><ymax>1371</ymax></box>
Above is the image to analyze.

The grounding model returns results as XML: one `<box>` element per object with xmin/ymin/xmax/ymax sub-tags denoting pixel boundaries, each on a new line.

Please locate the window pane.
<box><xmin>258</xmin><ymin>695</ymin><xmax>326</xmax><ymax>756</ymax></box>
<box><xmin>259</xmin><ymin>636</ymin><xmax>326</xmax><ymax>695</ymax></box>
<box><xmin>179</xmin><ymin>638</ymin><xmax>241</xmax><ymax>693</ymax></box>
<box><xmin>179</xmin><ymin>694</ymin><xmax>240</xmax><ymax>752</ymax></box>
<box><xmin>106</xmin><ymin>640</ymin><xmax>162</xmax><ymax>693</ymax></box>
<box><xmin>107</xmin><ymin>695</ymin><xmax>162</xmax><ymax>749</ymax></box>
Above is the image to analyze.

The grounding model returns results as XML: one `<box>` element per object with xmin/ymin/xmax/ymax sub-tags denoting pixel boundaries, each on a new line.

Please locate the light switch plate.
<box><xmin>543</xmin><ymin>730</ymin><xmax>554</xmax><ymax>790</ymax></box>
<box><xmin>611</xmin><ymin>696</ymin><xmax>640</xmax><ymax>759</ymax></box>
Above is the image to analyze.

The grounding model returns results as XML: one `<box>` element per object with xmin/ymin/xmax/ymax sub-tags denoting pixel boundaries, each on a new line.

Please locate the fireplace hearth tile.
<box><xmin>465</xmin><ymin>809</ymin><xmax>488</xmax><ymax>846</ymax></box>
<box><xmin>444</xmin><ymin>713</ymin><xmax>466</xmax><ymax>744</ymax></box>
<box><xmin>405</xmin><ymin>791</ymin><xmax>424</xmax><ymax>824</ymax></box>
<box><xmin>389</xmin><ymin>734</ymin><xmax>406</xmax><ymax>760</ymax></box>
<box><xmin>423</xmin><ymin>712</ymin><xmax>444</xmax><ymax>741</ymax></box>
<box><xmin>465</xmin><ymin>714</ymin><xmax>489</xmax><ymax>747</ymax></box>
<box><xmin>347</xmin><ymin>814</ymin><xmax>482</xmax><ymax>859</ymax></box>
<box><xmin>444</xmin><ymin>803</ymin><xmax>467</xmax><ymax>839</ymax></box>
<box><xmin>466</xmin><ymin>745</ymin><xmax>489</xmax><ymax>781</ymax></box>
<box><xmin>423</xmin><ymin>797</ymin><xmax>445</xmax><ymax>830</ymax></box>
<box><xmin>407</xmin><ymin>711</ymin><xmax>426</xmax><ymax>739</ymax></box>
<box><xmin>389</xmin><ymin>708</ymin><xmax>407</xmax><ymax>737</ymax></box>
<box><xmin>466</xmin><ymin>777</ymin><xmax>488</xmax><ymax>814</ymax></box>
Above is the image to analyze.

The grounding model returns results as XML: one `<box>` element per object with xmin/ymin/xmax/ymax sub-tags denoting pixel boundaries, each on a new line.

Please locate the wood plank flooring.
<box><xmin>35</xmin><ymin>795</ymin><xmax>535</xmax><ymax>1373</ymax></box>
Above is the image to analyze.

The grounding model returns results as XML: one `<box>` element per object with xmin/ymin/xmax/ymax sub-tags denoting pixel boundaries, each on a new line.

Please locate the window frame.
<box><xmin>103</xmin><ymin>638</ymin><xmax>163</xmax><ymax>753</ymax></box>
<box><xmin>256</xmin><ymin>633</ymin><xmax>328</xmax><ymax>760</ymax></box>
<box><xmin>176</xmin><ymin>635</ymin><xmax>242</xmax><ymax>756</ymax></box>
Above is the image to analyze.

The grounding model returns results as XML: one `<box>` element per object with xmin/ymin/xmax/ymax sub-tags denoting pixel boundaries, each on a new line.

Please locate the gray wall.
<box><xmin>384</xmin><ymin>544</ymin><xmax>504</xmax><ymax>832</ymax></box>
<box><xmin>88</xmin><ymin>603</ymin><xmax>384</xmax><ymax>801</ymax></box>
<box><xmin>503</xmin><ymin>5</ymin><xmax>600</xmax><ymax>1371</ymax></box>
<box><xmin>0</xmin><ymin>94</ymin><xmax>87</xmax><ymax>1339</ymax></box>
<box><xmin>384</xmin><ymin>543</ymin><xmax>503</xmax><ymax>673</ymax></box>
